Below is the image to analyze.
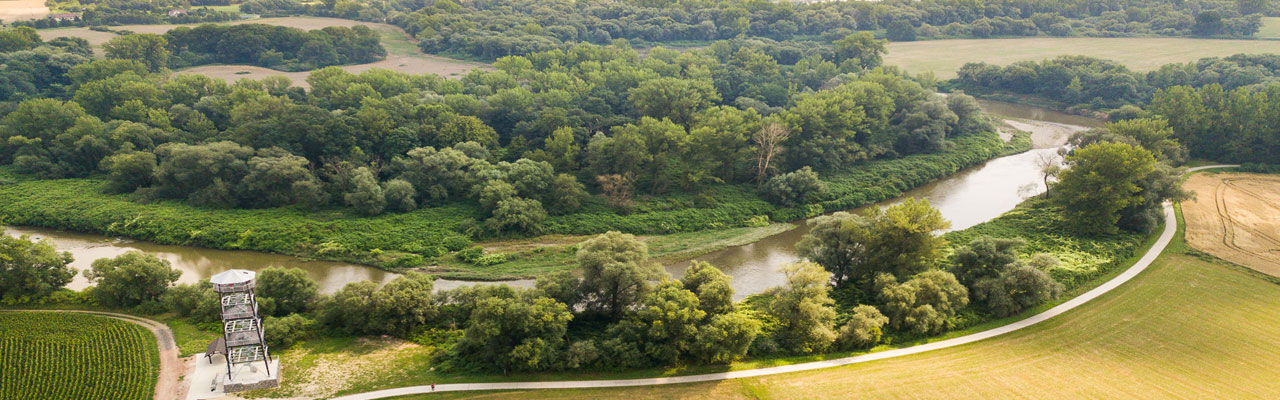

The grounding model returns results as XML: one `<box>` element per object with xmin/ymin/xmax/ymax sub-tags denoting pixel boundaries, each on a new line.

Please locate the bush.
<box><xmin>456</xmin><ymin>246</ymin><xmax>485</xmax><ymax>264</ymax></box>
<box><xmin>972</xmin><ymin>264</ymin><xmax>1064</xmax><ymax>317</ymax></box>
<box><xmin>875</xmin><ymin>270</ymin><xmax>968</xmax><ymax>335</ymax></box>
<box><xmin>762</xmin><ymin>166</ymin><xmax>828</xmax><ymax>206</ymax></box>
<box><xmin>264</xmin><ymin>314</ymin><xmax>314</xmax><ymax>350</ymax></box>
<box><xmin>83</xmin><ymin>251</ymin><xmax>181</xmax><ymax>308</ymax></box>
<box><xmin>837</xmin><ymin>305</ymin><xmax>888</xmax><ymax>349</ymax></box>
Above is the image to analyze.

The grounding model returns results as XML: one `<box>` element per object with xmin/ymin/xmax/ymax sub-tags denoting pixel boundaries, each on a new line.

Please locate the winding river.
<box><xmin>2</xmin><ymin>99</ymin><xmax>1099</xmax><ymax>298</ymax></box>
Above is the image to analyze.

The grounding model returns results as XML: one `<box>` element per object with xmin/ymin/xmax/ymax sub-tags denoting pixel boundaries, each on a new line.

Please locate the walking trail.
<box><xmin>332</xmin><ymin>164</ymin><xmax>1238</xmax><ymax>400</ymax></box>
<box><xmin>0</xmin><ymin>309</ymin><xmax>185</xmax><ymax>400</ymax></box>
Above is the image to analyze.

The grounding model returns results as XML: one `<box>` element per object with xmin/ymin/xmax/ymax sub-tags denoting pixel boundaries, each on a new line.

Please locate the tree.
<box><xmin>1193</xmin><ymin>11</ymin><xmax>1225</xmax><ymax>36</ymax></box>
<box><xmin>762</xmin><ymin>166</ymin><xmax>828</xmax><ymax>206</ymax></box>
<box><xmin>152</xmin><ymin>141</ymin><xmax>254</xmax><ymax>207</ymax></box>
<box><xmin>320</xmin><ymin>272</ymin><xmax>437</xmax><ymax>337</ymax></box>
<box><xmin>161</xmin><ymin>281</ymin><xmax>221</xmax><ymax>323</ymax></box>
<box><xmin>382</xmin><ymin>178</ymin><xmax>418</xmax><ymax>212</ymax></box>
<box><xmin>681</xmin><ymin>261</ymin><xmax>734</xmax><ymax>315</ymax></box>
<box><xmin>84</xmin><ymin>251</ymin><xmax>182</xmax><ymax>308</ymax></box>
<box><xmin>486</xmin><ymin>197</ymin><xmax>547</xmax><ymax>234</ymax></box>
<box><xmin>1035</xmin><ymin>151</ymin><xmax>1062</xmax><ymax>199</ymax></box>
<box><xmin>0</xmin><ymin>26</ymin><xmax>41</xmax><ymax>52</ymax></box>
<box><xmin>875</xmin><ymin>270</ymin><xmax>969</xmax><ymax>335</ymax></box>
<box><xmin>972</xmin><ymin>263</ymin><xmax>1063</xmax><ymax>317</ymax></box>
<box><xmin>768</xmin><ymin>261</ymin><xmax>837</xmax><ymax>354</ymax></box>
<box><xmin>547</xmin><ymin>174</ymin><xmax>587</xmax><ymax>214</ymax></box>
<box><xmin>595</xmin><ymin>172</ymin><xmax>635</xmax><ymax>210</ymax></box>
<box><xmin>1055</xmin><ymin>142</ymin><xmax>1156</xmax><ymax>235</ymax></box>
<box><xmin>345</xmin><ymin>166</ymin><xmax>386</xmax><ymax>215</ymax></box>
<box><xmin>256</xmin><ymin>267</ymin><xmax>319</xmax><ymax>317</ymax></box>
<box><xmin>796</xmin><ymin>198</ymin><xmax>950</xmax><ymax>288</ymax></box>
<box><xmin>577</xmin><ymin>231</ymin><xmax>666</xmax><ymax>319</ymax></box>
<box><xmin>535</xmin><ymin>270</ymin><xmax>581</xmax><ymax>307</ymax></box>
<box><xmin>832</xmin><ymin>32</ymin><xmax>886</xmax><ymax>71</ymax></box>
<box><xmin>612</xmin><ymin>281</ymin><xmax>705</xmax><ymax>364</ymax></box>
<box><xmin>627</xmin><ymin>77</ymin><xmax>720</xmax><ymax>126</ymax></box>
<box><xmin>237</xmin><ymin>148</ymin><xmax>323</xmax><ymax>208</ymax></box>
<box><xmin>753</xmin><ymin>121</ymin><xmax>790</xmax><ymax>186</ymax></box>
<box><xmin>100</xmin><ymin>151</ymin><xmax>157</xmax><ymax>194</ymax></box>
<box><xmin>692</xmin><ymin>311</ymin><xmax>761</xmax><ymax>364</ymax></box>
<box><xmin>455</xmin><ymin>290</ymin><xmax>572</xmax><ymax>372</ymax></box>
<box><xmin>0</xmin><ymin>235</ymin><xmax>74</xmax><ymax>302</ymax></box>
<box><xmin>103</xmin><ymin>34</ymin><xmax>170</xmax><ymax>72</ymax></box>
<box><xmin>886</xmin><ymin>20</ymin><xmax>917</xmax><ymax>41</ymax></box>
<box><xmin>264</xmin><ymin>314</ymin><xmax>314</xmax><ymax>350</ymax></box>
<box><xmin>837</xmin><ymin>305</ymin><xmax>888</xmax><ymax>349</ymax></box>
<box><xmin>948</xmin><ymin>236</ymin><xmax>1024</xmax><ymax>286</ymax></box>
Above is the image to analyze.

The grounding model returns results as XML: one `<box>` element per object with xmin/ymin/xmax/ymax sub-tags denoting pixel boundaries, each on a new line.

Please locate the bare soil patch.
<box><xmin>1183</xmin><ymin>172</ymin><xmax>1280</xmax><ymax>276</ymax></box>
<box><xmin>0</xmin><ymin>0</ymin><xmax>48</xmax><ymax>22</ymax></box>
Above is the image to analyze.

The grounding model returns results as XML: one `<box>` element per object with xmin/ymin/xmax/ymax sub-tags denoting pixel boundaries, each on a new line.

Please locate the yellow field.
<box><xmin>0</xmin><ymin>0</ymin><xmax>48</xmax><ymax>22</ymax></box>
<box><xmin>412</xmin><ymin>213</ymin><xmax>1280</xmax><ymax>399</ymax></box>
<box><xmin>1183</xmin><ymin>173</ymin><xmax>1280</xmax><ymax>277</ymax></box>
<box><xmin>885</xmin><ymin>37</ymin><xmax>1280</xmax><ymax>79</ymax></box>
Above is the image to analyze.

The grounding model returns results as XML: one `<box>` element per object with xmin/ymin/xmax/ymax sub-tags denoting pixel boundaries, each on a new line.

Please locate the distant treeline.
<box><xmin>952</xmin><ymin>54</ymin><xmax>1280</xmax><ymax>109</ymax></box>
<box><xmin>165</xmin><ymin>24</ymin><xmax>386</xmax><ymax>71</ymax></box>
<box><xmin>233</xmin><ymin>0</ymin><xmax>1271</xmax><ymax>62</ymax></box>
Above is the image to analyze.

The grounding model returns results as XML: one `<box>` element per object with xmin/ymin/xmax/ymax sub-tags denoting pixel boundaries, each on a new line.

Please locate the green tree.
<box><xmin>972</xmin><ymin>263</ymin><xmax>1063</xmax><ymax>317</ymax></box>
<box><xmin>611</xmin><ymin>281</ymin><xmax>705</xmax><ymax>364</ymax></box>
<box><xmin>103</xmin><ymin>34</ymin><xmax>170</xmax><ymax>72</ymax></box>
<box><xmin>948</xmin><ymin>236</ymin><xmax>1025</xmax><ymax>286</ymax></box>
<box><xmin>486</xmin><ymin>197</ymin><xmax>547</xmax><ymax>234</ymax></box>
<box><xmin>256</xmin><ymin>267</ymin><xmax>319</xmax><ymax>317</ymax></box>
<box><xmin>84</xmin><ymin>251</ymin><xmax>182</xmax><ymax>308</ymax></box>
<box><xmin>768</xmin><ymin>261</ymin><xmax>837</xmax><ymax>354</ymax></box>
<box><xmin>0</xmin><ymin>26</ymin><xmax>41</xmax><ymax>52</ymax></box>
<box><xmin>344</xmin><ymin>166</ymin><xmax>386</xmax><ymax>215</ymax></box>
<box><xmin>628</xmin><ymin>77</ymin><xmax>720</xmax><ymax>126</ymax></box>
<box><xmin>382</xmin><ymin>178</ymin><xmax>418</xmax><ymax>212</ymax></box>
<box><xmin>547</xmin><ymin>174</ymin><xmax>587</xmax><ymax>214</ymax></box>
<box><xmin>762</xmin><ymin>166</ymin><xmax>828</xmax><ymax>206</ymax></box>
<box><xmin>797</xmin><ymin>198</ymin><xmax>950</xmax><ymax>288</ymax></box>
<box><xmin>837</xmin><ymin>305</ymin><xmax>888</xmax><ymax>349</ymax></box>
<box><xmin>692</xmin><ymin>311</ymin><xmax>761</xmax><ymax>364</ymax></box>
<box><xmin>875</xmin><ymin>270</ymin><xmax>969</xmax><ymax>335</ymax></box>
<box><xmin>0</xmin><ymin>235</ymin><xmax>75</xmax><ymax>302</ymax></box>
<box><xmin>1055</xmin><ymin>142</ymin><xmax>1156</xmax><ymax>235</ymax></box>
<box><xmin>577</xmin><ymin>231</ymin><xmax>667</xmax><ymax>319</ymax></box>
<box><xmin>832</xmin><ymin>32</ymin><xmax>886</xmax><ymax>71</ymax></box>
<box><xmin>264</xmin><ymin>314</ymin><xmax>315</xmax><ymax>350</ymax></box>
<box><xmin>681</xmin><ymin>261</ymin><xmax>735</xmax><ymax>315</ymax></box>
<box><xmin>886</xmin><ymin>20</ymin><xmax>917</xmax><ymax>41</ymax></box>
<box><xmin>320</xmin><ymin>272</ymin><xmax>437</xmax><ymax>337</ymax></box>
<box><xmin>455</xmin><ymin>290</ymin><xmax>572</xmax><ymax>372</ymax></box>
<box><xmin>237</xmin><ymin>148</ymin><xmax>323</xmax><ymax>208</ymax></box>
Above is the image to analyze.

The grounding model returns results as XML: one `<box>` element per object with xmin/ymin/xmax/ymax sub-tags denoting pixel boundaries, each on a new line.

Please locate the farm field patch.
<box><xmin>1182</xmin><ymin>172</ymin><xmax>1280</xmax><ymax>276</ymax></box>
<box><xmin>0</xmin><ymin>312</ymin><xmax>158</xmax><ymax>400</ymax></box>
<box><xmin>885</xmin><ymin>37</ymin><xmax>1280</xmax><ymax>79</ymax></box>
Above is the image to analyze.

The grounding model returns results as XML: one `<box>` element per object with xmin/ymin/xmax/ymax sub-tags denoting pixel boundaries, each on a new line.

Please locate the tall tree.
<box><xmin>1055</xmin><ymin>142</ymin><xmax>1156</xmax><ymax>235</ymax></box>
<box><xmin>103</xmin><ymin>34</ymin><xmax>170</xmax><ymax>72</ymax></box>
<box><xmin>0</xmin><ymin>235</ymin><xmax>74</xmax><ymax>302</ymax></box>
<box><xmin>577</xmin><ymin>231</ymin><xmax>667</xmax><ymax>319</ymax></box>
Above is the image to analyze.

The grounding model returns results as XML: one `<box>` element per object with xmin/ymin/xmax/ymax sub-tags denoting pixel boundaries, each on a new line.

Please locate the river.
<box><xmin>2</xmin><ymin>99</ymin><xmax>1099</xmax><ymax>298</ymax></box>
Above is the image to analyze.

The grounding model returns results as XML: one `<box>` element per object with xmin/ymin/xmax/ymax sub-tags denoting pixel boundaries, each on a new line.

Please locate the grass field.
<box><xmin>35</xmin><ymin>16</ymin><xmax>488</xmax><ymax>86</ymax></box>
<box><xmin>0</xmin><ymin>312</ymin><xmax>159</xmax><ymax>400</ymax></box>
<box><xmin>0</xmin><ymin>0</ymin><xmax>48</xmax><ymax>22</ymax></box>
<box><xmin>885</xmin><ymin>37</ymin><xmax>1280</xmax><ymax>79</ymax></box>
<box><xmin>1182</xmin><ymin>172</ymin><xmax>1280</xmax><ymax>276</ymax></box>
<box><xmin>1258</xmin><ymin>17</ymin><xmax>1280</xmax><ymax>39</ymax></box>
<box><xmin>418</xmin><ymin>206</ymin><xmax>1280</xmax><ymax>399</ymax></box>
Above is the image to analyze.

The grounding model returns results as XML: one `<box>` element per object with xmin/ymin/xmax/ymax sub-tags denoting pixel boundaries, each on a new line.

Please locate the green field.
<box><xmin>426</xmin><ymin>208</ymin><xmax>1280</xmax><ymax>399</ymax></box>
<box><xmin>885</xmin><ymin>37</ymin><xmax>1280</xmax><ymax>79</ymax></box>
<box><xmin>1259</xmin><ymin>17</ymin><xmax>1280</xmax><ymax>39</ymax></box>
<box><xmin>0</xmin><ymin>312</ymin><xmax>158</xmax><ymax>400</ymax></box>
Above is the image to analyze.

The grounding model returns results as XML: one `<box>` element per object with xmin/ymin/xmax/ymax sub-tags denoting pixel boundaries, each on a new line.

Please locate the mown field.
<box><xmin>0</xmin><ymin>132</ymin><xmax>1006</xmax><ymax>279</ymax></box>
<box><xmin>885</xmin><ymin>37</ymin><xmax>1280</xmax><ymax>79</ymax></box>
<box><xmin>421</xmin><ymin>207</ymin><xmax>1280</xmax><ymax>399</ymax></box>
<box><xmin>0</xmin><ymin>312</ymin><xmax>158</xmax><ymax>400</ymax></box>
<box><xmin>1258</xmin><ymin>17</ymin><xmax>1280</xmax><ymax>39</ymax></box>
<box><xmin>1182</xmin><ymin>172</ymin><xmax>1280</xmax><ymax>277</ymax></box>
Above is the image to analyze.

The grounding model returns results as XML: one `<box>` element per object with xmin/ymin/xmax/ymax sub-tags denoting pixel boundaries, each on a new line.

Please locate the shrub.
<box><xmin>83</xmin><ymin>251</ymin><xmax>181</xmax><ymax>308</ymax></box>
<box><xmin>456</xmin><ymin>246</ymin><xmax>485</xmax><ymax>264</ymax></box>
<box><xmin>762</xmin><ymin>166</ymin><xmax>828</xmax><ymax>206</ymax></box>
<box><xmin>264</xmin><ymin>314</ymin><xmax>314</xmax><ymax>350</ymax></box>
<box><xmin>837</xmin><ymin>304</ymin><xmax>889</xmax><ymax>349</ymax></box>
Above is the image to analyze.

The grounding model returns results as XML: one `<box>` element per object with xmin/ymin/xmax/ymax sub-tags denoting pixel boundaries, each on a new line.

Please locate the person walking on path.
<box><xmin>430</xmin><ymin>384</ymin><xmax>435</xmax><ymax>392</ymax></box>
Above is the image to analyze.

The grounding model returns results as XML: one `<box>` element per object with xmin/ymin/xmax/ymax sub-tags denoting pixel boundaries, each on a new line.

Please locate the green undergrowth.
<box><xmin>0</xmin><ymin>131</ymin><xmax>1004</xmax><ymax>279</ymax></box>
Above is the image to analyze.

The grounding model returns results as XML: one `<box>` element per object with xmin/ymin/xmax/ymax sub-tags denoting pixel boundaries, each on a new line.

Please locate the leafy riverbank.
<box><xmin>0</xmin><ymin>132</ymin><xmax>1005</xmax><ymax>279</ymax></box>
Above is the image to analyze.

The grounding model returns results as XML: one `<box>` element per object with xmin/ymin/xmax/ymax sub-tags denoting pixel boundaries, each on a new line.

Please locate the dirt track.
<box><xmin>1183</xmin><ymin>172</ymin><xmax>1280</xmax><ymax>276</ymax></box>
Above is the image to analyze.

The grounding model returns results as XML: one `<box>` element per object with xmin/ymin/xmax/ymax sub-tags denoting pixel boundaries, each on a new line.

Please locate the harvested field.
<box><xmin>1183</xmin><ymin>172</ymin><xmax>1280</xmax><ymax>276</ymax></box>
<box><xmin>0</xmin><ymin>0</ymin><xmax>48</xmax><ymax>22</ymax></box>
<box><xmin>885</xmin><ymin>37</ymin><xmax>1280</xmax><ymax>79</ymax></box>
<box><xmin>37</xmin><ymin>16</ymin><xmax>489</xmax><ymax>85</ymax></box>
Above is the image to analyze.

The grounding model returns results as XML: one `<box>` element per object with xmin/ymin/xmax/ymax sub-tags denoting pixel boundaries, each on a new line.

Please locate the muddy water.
<box><xmin>1</xmin><ymin>99</ymin><xmax>1096</xmax><ymax>298</ymax></box>
<box><xmin>665</xmin><ymin>99</ymin><xmax>1100</xmax><ymax>299</ymax></box>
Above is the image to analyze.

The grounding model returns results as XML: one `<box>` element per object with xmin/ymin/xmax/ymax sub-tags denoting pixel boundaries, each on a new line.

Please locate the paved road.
<box><xmin>1</xmin><ymin>309</ymin><xmax>184</xmax><ymax>400</ymax></box>
<box><xmin>333</xmin><ymin>165</ymin><xmax>1237</xmax><ymax>400</ymax></box>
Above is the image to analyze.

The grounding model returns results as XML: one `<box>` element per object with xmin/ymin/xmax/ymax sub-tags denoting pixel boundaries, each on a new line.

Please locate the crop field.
<box><xmin>36</xmin><ymin>17</ymin><xmax>488</xmax><ymax>86</ymax></box>
<box><xmin>0</xmin><ymin>312</ymin><xmax>158</xmax><ymax>400</ymax></box>
<box><xmin>1182</xmin><ymin>172</ymin><xmax>1280</xmax><ymax>276</ymax></box>
<box><xmin>0</xmin><ymin>0</ymin><xmax>47</xmax><ymax>22</ymax></box>
<box><xmin>396</xmin><ymin>223</ymin><xmax>1280</xmax><ymax>399</ymax></box>
<box><xmin>885</xmin><ymin>37</ymin><xmax>1280</xmax><ymax>79</ymax></box>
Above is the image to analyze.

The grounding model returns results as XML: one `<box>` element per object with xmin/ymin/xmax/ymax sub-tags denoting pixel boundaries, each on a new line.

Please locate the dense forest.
<box><xmin>165</xmin><ymin>24</ymin><xmax>386</xmax><ymax>71</ymax></box>
<box><xmin>232</xmin><ymin>0</ymin><xmax>1273</xmax><ymax>62</ymax></box>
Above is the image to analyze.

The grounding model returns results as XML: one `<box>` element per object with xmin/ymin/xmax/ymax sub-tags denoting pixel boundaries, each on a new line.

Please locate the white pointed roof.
<box><xmin>210</xmin><ymin>269</ymin><xmax>256</xmax><ymax>285</ymax></box>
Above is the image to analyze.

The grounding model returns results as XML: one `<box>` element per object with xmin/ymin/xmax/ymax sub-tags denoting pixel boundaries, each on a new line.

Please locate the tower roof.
<box><xmin>211</xmin><ymin>269</ymin><xmax>256</xmax><ymax>285</ymax></box>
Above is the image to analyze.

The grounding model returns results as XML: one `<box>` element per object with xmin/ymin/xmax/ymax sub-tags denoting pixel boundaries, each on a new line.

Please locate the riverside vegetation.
<box><xmin>0</xmin><ymin>23</ymin><xmax>1007</xmax><ymax>275</ymax></box>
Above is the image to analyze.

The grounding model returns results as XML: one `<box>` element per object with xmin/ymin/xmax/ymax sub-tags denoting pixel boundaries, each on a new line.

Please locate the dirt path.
<box><xmin>0</xmin><ymin>310</ymin><xmax>187</xmax><ymax>400</ymax></box>
<box><xmin>1183</xmin><ymin>172</ymin><xmax>1280</xmax><ymax>276</ymax></box>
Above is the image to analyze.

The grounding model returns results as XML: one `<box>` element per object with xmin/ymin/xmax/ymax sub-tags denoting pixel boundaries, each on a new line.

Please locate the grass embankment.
<box><xmin>884</xmin><ymin>37</ymin><xmax>1280</xmax><ymax>79</ymax></box>
<box><xmin>0</xmin><ymin>132</ymin><xmax>1005</xmax><ymax>280</ymax></box>
<box><xmin>247</xmin><ymin>196</ymin><xmax>1149</xmax><ymax>399</ymax></box>
<box><xmin>0</xmin><ymin>312</ymin><xmax>159</xmax><ymax>400</ymax></box>
<box><xmin>392</xmin><ymin>203</ymin><xmax>1280</xmax><ymax>399</ymax></box>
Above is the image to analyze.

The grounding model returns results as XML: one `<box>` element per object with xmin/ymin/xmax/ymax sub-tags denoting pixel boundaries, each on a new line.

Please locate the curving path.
<box><xmin>332</xmin><ymin>165</ymin><xmax>1237</xmax><ymax>400</ymax></box>
<box><xmin>0</xmin><ymin>309</ymin><xmax>183</xmax><ymax>400</ymax></box>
